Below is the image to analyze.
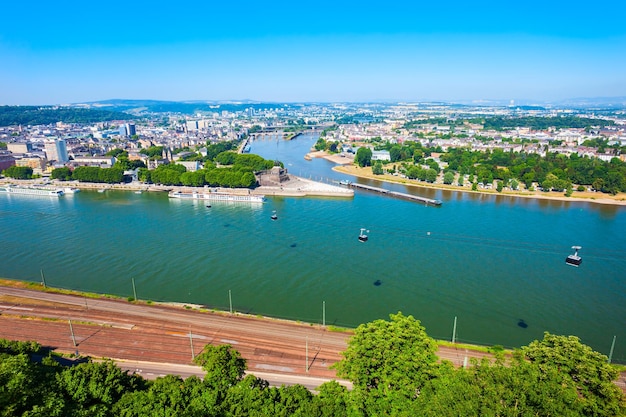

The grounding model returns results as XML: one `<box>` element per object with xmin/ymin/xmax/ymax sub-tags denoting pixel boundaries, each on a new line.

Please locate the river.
<box><xmin>1</xmin><ymin>133</ymin><xmax>625</xmax><ymax>362</ymax></box>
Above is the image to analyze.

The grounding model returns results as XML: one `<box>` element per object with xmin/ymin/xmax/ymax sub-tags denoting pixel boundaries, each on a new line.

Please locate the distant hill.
<box><xmin>555</xmin><ymin>96</ymin><xmax>626</xmax><ymax>109</ymax></box>
<box><xmin>0</xmin><ymin>106</ymin><xmax>136</xmax><ymax>127</ymax></box>
<box><xmin>78</xmin><ymin>99</ymin><xmax>288</xmax><ymax>115</ymax></box>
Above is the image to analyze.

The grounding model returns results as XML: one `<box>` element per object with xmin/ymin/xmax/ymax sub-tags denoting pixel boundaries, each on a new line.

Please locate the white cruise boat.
<box><xmin>169</xmin><ymin>190</ymin><xmax>265</xmax><ymax>203</ymax></box>
<box><xmin>0</xmin><ymin>184</ymin><xmax>64</xmax><ymax>197</ymax></box>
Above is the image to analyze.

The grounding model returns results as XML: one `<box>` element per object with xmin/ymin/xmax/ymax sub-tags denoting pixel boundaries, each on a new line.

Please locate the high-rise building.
<box><xmin>44</xmin><ymin>138</ymin><xmax>69</xmax><ymax>163</ymax></box>
<box><xmin>186</xmin><ymin>120</ymin><xmax>199</xmax><ymax>131</ymax></box>
<box><xmin>119</xmin><ymin>123</ymin><xmax>136</xmax><ymax>137</ymax></box>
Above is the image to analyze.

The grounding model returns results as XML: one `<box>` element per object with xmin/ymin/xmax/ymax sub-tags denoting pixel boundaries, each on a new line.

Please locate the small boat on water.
<box><xmin>358</xmin><ymin>228</ymin><xmax>369</xmax><ymax>242</ymax></box>
<box><xmin>271</xmin><ymin>210</ymin><xmax>278</xmax><ymax>220</ymax></box>
<box><xmin>565</xmin><ymin>246</ymin><xmax>582</xmax><ymax>267</ymax></box>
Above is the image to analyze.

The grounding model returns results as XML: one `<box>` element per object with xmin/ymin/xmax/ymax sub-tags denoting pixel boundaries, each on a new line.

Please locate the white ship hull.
<box><xmin>169</xmin><ymin>190</ymin><xmax>265</xmax><ymax>203</ymax></box>
<box><xmin>0</xmin><ymin>185</ymin><xmax>64</xmax><ymax>197</ymax></box>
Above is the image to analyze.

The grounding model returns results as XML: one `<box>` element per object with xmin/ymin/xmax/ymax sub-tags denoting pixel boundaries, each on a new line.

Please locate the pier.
<box><xmin>346</xmin><ymin>182</ymin><xmax>442</xmax><ymax>206</ymax></box>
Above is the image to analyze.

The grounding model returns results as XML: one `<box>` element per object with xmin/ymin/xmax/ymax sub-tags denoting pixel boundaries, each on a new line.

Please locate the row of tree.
<box><xmin>401</xmin><ymin>116</ymin><xmax>615</xmax><ymax>131</ymax></box>
<box><xmin>1</xmin><ymin>313</ymin><xmax>624</xmax><ymax>416</ymax></box>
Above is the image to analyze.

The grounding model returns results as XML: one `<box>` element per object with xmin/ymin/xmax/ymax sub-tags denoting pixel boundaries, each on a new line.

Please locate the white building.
<box><xmin>371</xmin><ymin>150</ymin><xmax>391</xmax><ymax>161</ymax></box>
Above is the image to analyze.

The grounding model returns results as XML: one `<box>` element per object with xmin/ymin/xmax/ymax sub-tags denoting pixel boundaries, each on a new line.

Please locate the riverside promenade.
<box><xmin>253</xmin><ymin>174</ymin><xmax>354</xmax><ymax>198</ymax></box>
<box><xmin>0</xmin><ymin>175</ymin><xmax>354</xmax><ymax>199</ymax></box>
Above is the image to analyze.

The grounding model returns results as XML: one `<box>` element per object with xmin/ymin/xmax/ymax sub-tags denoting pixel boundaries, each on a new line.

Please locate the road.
<box><xmin>1</xmin><ymin>284</ymin><xmax>624</xmax><ymax>392</ymax></box>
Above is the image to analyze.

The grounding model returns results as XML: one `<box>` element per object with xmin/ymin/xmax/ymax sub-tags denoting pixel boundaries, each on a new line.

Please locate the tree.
<box><xmin>56</xmin><ymin>360</ymin><xmax>142</xmax><ymax>416</ymax></box>
<box><xmin>0</xmin><ymin>353</ymin><xmax>65</xmax><ymax>416</ymax></box>
<box><xmin>51</xmin><ymin>167</ymin><xmax>72</xmax><ymax>181</ymax></box>
<box><xmin>389</xmin><ymin>145</ymin><xmax>402</xmax><ymax>162</ymax></box>
<box><xmin>114</xmin><ymin>375</ymin><xmax>206</xmax><ymax>417</ymax></box>
<box><xmin>194</xmin><ymin>344</ymin><xmax>246</xmax><ymax>390</ymax></box>
<box><xmin>521</xmin><ymin>332</ymin><xmax>626</xmax><ymax>417</ymax></box>
<box><xmin>355</xmin><ymin>147</ymin><xmax>372</xmax><ymax>167</ymax></box>
<box><xmin>3</xmin><ymin>165</ymin><xmax>33</xmax><ymax>179</ymax></box>
<box><xmin>312</xmin><ymin>381</ymin><xmax>349</xmax><ymax>417</ymax></box>
<box><xmin>334</xmin><ymin>312</ymin><xmax>439</xmax><ymax>414</ymax></box>
<box><xmin>425</xmin><ymin>168</ymin><xmax>438</xmax><ymax>183</ymax></box>
<box><xmin>372</xmin><ymin>161</ymin><xmax>383</xmax><ymax>175</ymax></box>
<box><xmin>443</xmin><ymin>171</ymin><xmax>454</xmax><ymax>185</ymax></box>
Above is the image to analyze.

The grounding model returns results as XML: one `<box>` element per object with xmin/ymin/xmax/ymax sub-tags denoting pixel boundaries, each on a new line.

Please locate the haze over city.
<box><xmin>1</xmin><ymin>0</ymin><xmax>625</xmax><ymax>105</ymax></box>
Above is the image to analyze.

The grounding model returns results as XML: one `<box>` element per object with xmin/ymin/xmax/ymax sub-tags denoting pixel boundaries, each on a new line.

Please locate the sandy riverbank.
<box><xmin>315</xmin><ymin>156</ymin><xmax>626</xmax><ymax>206</ymax></box>
<box><xmin>305</xmin><ymin>150</ymin><xmax>354</xmax><ymax>165</ymax></box>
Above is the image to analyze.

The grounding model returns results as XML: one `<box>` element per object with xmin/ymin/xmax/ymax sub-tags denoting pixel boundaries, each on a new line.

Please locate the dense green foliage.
<box><xmin>402</xmin><ymin>116</ymin><xmax>614</xmax><ymax>131</ymax></box>
<box><xmin>47</xmin><ymin>148</ymin><xmax>272</xmax><ymax>188</ymax></box>
<box><xmin>440</xmin><ymin>148</ymin><xmax>626</xmax><ymax>194</ymax></box>
<box><xmin>368</xmin><ymin>138</ymin><xmax>626</xmax><ymax>195</ymax></box>
<box><xmin>0</xmin><ymin>106</ymin><xmax>135</xmax><ymax>127</ymax></box>
<box><xmin>474</xmin><ymin>116</ymin><xmax>615</xmax><ymax>131</ymax></box>
<box><xmin>51</xmin><ymin>167</ymin><xmax>72</xmax><ymax>181</ymax></box>
<box><xmin>2</xmin><ymin>166</ymin><xmax>33</xmax><ymax>179</ymax></box>
<box><xmin>1</xmin><ymin>315</ymin><xmax>625</xmax><ymax>417</ymax></box>
<box><xmin>355</xmin><ymin>147</ymin><xmax>372</xmax><ymax>167</ymax></box>
<box><xmin>138</xmin><ymin>152</ymin><xmax>271</xmax><ymax>188</ymax></box>
<box><xmin>72</xmin><ymin>166</ymin><xmax>125</xmax><ymax>184</ymax></box>
<box><xmin>204</xmin><ymin>141</ymin><xmax>238</xmax><ymax>161</ymax></box>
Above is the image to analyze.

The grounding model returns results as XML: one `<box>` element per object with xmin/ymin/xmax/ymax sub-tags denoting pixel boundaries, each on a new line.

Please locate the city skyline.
<box><xmin>1</xmin><ymin>0</ymin><xmax>625</xmax><ymax>106</ymax></box>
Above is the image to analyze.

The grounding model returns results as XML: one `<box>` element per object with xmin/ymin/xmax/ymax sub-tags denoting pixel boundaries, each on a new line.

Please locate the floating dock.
<box><xmin>344</xmin><ymin>182</ymin><xmax>442</xmax><ymax>206</ymax></box>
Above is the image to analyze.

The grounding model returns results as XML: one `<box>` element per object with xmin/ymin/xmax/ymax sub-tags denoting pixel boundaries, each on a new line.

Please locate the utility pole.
<box><xmin>40</xmin><ymin>268</ymin><xmax>47</xmax><ymax>288</ymax></box>
<box><xmin>189</xmin><ymin>327</ymin><xmax>195</xmax><ymax>359</ymax></box>
<box><xmin>306</xmin><ymin>336</ymin><xmax>309</xmax><ymax>373</ymax></box>
<box><xmin>608</xmin><ymin>335</ymin><xmax>616</xmax><ymax>364</ymax></box>
<box><xmin>69</xmin><ymin>320</ymin><xmax>77</xmax><ymax>347</ymax></box>
<box><xmin>132</xmin><ymin>278</ymin><xmax>137</xmax><ymax>301</ymax></box>
<box><xmin>229</xmin><ymin>290</ymin><xmax>232</xmax><ymax>314</ymax></box>
<box><xmin>323</xmin><ymin>301</ymin><xmax>326</xmax><ymax>326</ymax></box>
<box><xmin>452</xmin><ymin>316</ymin><xmax>457</xmax><ymax>343</ymax></box>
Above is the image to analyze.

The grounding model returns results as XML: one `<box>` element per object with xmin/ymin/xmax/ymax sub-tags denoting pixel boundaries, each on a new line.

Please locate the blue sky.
<box><xmin>1</xmin><ymin>1</ymin><xmax>625</xmax><ymax>105</ymax></box>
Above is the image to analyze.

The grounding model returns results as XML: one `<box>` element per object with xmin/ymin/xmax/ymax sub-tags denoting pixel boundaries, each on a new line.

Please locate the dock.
<box><xmin>345</xmin><ymin>182</ymin><xmax>442</xmax><ymax>206</ymax></box>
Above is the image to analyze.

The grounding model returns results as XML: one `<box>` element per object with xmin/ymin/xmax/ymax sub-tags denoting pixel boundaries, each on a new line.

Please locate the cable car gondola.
<box><xmin>565</xmin><ymin>246</ymin><xmax>582</xmax><ymax>267</ymax></box>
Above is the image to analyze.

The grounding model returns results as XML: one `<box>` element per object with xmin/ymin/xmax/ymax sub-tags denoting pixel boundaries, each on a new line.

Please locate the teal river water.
<box><xmin>1</xmin><ymin>134</ymin><xmax>625</xmax><ymax>362</ymax></box>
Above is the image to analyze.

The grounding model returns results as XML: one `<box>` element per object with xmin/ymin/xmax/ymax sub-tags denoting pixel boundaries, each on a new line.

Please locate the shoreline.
<box><xmin>0</xmin><ymin>175</ymin><xmax>353</xmax><ymax>199</ymax></box>
<box><xmin>0</xmin><ymin>277</ymin><xmax>501</xmax><ymax>357</ymax></box>
<box><xmin>314</xmin><ymin>154</ymin><xmax>626</xmax><ymax>207</ymax></box>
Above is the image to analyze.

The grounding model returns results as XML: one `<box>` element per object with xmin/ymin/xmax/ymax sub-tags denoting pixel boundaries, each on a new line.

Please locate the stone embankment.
<box><xmin>0</xmin><ymin>176</ymin><xmax>353</xmax><ymax>198</ymax></box>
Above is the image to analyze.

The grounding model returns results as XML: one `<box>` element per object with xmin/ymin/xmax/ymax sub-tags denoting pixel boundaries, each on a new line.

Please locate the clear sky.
<box><xmin>1</xmin><ymin>0</ymin><xmax>625</xmax><ymax>105</ymax></box>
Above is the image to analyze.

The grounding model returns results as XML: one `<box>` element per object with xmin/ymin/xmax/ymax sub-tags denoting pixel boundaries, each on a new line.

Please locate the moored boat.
<box><xmin>169</xmin><ymin>190</ymin><xmax>265</xmax><ymax>203</ymax></box>
<box><xmin>0</xmin><ymin>184</ymin><xmax>64</xmax><ymax>197</ymax></box>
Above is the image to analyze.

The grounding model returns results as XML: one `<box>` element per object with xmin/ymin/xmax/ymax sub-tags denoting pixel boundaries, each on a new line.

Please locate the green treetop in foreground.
<box><xmin>1</xmin><ymin>315</ymin><xmax>625</xmax><ymax>416</ymax></box>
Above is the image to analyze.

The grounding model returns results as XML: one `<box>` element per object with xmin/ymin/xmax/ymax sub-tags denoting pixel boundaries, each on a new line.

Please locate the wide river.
<box><xmin>1</xmin><ymin>134</ymin><xmax>625</xmax><ymax>362</ymax></box>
